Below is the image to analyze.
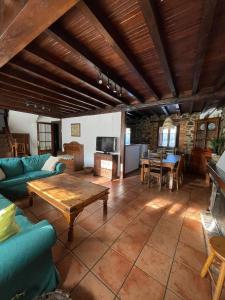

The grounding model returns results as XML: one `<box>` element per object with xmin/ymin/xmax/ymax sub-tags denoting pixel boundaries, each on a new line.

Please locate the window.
<box><xmin>158</xmin><ymin>126</ymin><xmax>177</xmax><ymax>148</ymax></box>
<box><xmin>125</xmin><ymin>128</ymin><xmax>131</xmax><ymax>145</ymax></box>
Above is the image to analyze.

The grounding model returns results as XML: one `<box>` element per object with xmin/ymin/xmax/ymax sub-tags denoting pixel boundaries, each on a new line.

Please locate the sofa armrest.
<box><xmin>55</xmin><ymin>162</ymin><xmax>66</xmax><ymax>174</ymax></box>
<box><xmin>0</xmin><ymin>220</ymin><xmax>56</xmax><ymax>280</ymax></box>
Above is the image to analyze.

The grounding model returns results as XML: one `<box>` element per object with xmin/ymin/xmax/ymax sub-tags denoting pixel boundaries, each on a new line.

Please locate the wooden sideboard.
<box><xmin>94</xmin><ymin>152</ymin><xmax>118</xmax><ymax>180</ymax></box>
<box><xmin>63</xmin><ymin>141</ymin><xmax>84</xmax><ymax>171</ymax></box>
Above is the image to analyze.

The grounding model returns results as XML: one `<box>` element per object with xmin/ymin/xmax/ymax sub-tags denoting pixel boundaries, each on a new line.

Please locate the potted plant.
<box><xmin>210</xmin><ymin>137</ymin><xmax>225</xmax><ymax>159</ymax></box>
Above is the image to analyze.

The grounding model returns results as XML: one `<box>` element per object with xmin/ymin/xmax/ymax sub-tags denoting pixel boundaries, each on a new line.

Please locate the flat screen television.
<box><xmin>96</xmin><ymin>137</ymin><xmax>117</xmax><ymax>153</ymax></box>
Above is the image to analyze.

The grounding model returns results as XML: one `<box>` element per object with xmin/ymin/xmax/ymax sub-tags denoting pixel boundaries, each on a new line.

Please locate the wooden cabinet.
<box><xmin>94</xmin><ymin>152</ymin><xmax>118</xmax><ymax>180</ymax></box>
<box><xmin>191</xmin><ymin>117</ymin><xmax>220</xmax><ymax>176</ymax></box>
<box><xmin>194</xmin><ymin>117</ymin><xmax>220</xmax><ymax>149</ymax></box>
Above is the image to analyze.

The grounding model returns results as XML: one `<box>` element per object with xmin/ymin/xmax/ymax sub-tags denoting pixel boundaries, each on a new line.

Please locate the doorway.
<box><xmin>37</xmin><ymin>121</ymin><xmax>62</xmax><ymax>156</ymax></box>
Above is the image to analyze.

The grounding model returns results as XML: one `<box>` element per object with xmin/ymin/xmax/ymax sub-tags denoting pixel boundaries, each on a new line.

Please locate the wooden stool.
<box><xmin>201</xmin><ymin>236</ymin><xmax>225</xmax><ymax>300</ymax></box>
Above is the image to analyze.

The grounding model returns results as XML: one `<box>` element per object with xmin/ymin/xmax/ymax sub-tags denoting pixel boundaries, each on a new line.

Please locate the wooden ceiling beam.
<box><xmin>77</xmin><ymin>1</ymin><xmax>158</xmax><ymax>100</ymax></box>
<box><xmin>46</xmin><ymin>28</ymin><xmax>142</xmax><ymax>104</ymax></box>
<box><xmin>17</xmin><ymin>49</ymin><xmax>116</xmax><ymax>108</ymax></box>
<box><xmin>0</xmin><ymin>0</ymin><xmax>80</xmax><ymax>68</ymax></box>
<box><xmin>215</xmin><ymin>72</ymin><xmax>225</xmax><ymax>91</ymax></box>
<box><xmin>192</xmin><ymin>0</ymin><xmax>218</xmax><ymax>95</ymax></box>
<box><xmin>26</xmin><ymin>46</ymin><xmax>122</xmax><ymax>107</ymax></box>
<box><xmin>0</xmin><ymin>71</ymin><xmax>92</xmax><ymax>111</ymax></box>
<box><xmin>0</xmin><ymin>95</ymin><xmax>65</xmax><ymax>118</ymax></box>
<box><xmin>138</xmin><ymin>0</ymin><xmax>177</xmax><ymax>97</ymax></box>
<box><xmin>0</xmin><ymin>86</ymin><xmax>80</xmax><ymax>114</ymax></box>
<box><xmin>6</xmin><ymin>62</ymin><xmax>105</xmax><ymax>110</ymax></box>
<box><xmin>0</xmin><ymin>78</ymin><xmax>87</xmax><ymax>112</ymax></box>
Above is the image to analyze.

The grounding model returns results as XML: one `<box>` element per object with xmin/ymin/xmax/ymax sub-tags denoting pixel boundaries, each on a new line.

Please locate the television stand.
<box><xmin>94</xmin><ymin>152</ymin><xmax>118</xmax><ymax>180</ymax></box>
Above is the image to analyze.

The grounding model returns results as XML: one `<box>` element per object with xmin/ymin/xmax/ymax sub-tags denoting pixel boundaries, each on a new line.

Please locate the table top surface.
<box><xmin>27</xmin><ymin>173</ymin><xmax>109</xmax><ymax>211</ymax></box>
<box><xmin>140</xmin><ymin>154</ymin><xmax>180</xmax><ymax>164</ymax></box>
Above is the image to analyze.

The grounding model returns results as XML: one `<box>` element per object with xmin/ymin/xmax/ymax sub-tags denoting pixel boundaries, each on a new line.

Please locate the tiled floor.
<box><xmin>20</xmin><ymin>172</ymin><xmax>212</xmax><ymax>300</ymax></box>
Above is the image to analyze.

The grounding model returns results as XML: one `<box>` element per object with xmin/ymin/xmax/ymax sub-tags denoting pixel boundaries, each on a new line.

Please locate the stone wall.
<box><xmin>128</xmin><ymin>108</ymin><xmax>225</xmax><ymax>154</ymax></box>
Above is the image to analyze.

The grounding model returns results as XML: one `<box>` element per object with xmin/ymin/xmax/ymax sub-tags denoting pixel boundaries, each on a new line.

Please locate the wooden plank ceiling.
<box><xmin>0</xmin><ymin>0</ymin><xmax>225</xmax><ymax>118</ymax></box>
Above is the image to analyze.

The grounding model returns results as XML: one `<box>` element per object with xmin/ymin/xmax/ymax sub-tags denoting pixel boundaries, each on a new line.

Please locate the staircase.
<box><xmin>0</xmin><ymin>133</ymin><xmax>14</xmax><ymax>158</ymax></box>
<box><xmin>0</xmin><ymin>110</ymin><xmax>14</xmax><ymax>158</ymax></box>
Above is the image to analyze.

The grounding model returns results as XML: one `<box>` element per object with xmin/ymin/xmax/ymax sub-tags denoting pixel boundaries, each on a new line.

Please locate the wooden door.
<box><xmin>37</xmin><ymin>122</ymin><xmax>53</xmax><ymax>155</ymax></box>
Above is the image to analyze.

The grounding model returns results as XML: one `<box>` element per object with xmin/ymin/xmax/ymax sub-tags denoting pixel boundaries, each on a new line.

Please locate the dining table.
<box><xmin>140</xmin><ymin>154</ymin><xmax>181</xmax><ymax>190</ymax></box>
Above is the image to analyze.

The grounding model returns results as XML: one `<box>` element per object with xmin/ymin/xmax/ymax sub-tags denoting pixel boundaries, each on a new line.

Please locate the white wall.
<box><xmin>125</xmin><ymin>144</ymin><xmax>141</xmax><ymax>174</ymax></box>
<box><xmin>62</xmin><ymin>112</ymin><xmax>121</xmax><ymax>167</ymax></box>
<box><xmin>8</xmin><ymin>111</ymin><xmax>59</xmax><ymax>155</ymax></box>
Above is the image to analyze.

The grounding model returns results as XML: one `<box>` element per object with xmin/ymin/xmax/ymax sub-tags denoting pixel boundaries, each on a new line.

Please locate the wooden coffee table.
<box><xmin>27</xmin><ymin>174</ymin><xmax>109</xmax><ymax>241</ymax></box>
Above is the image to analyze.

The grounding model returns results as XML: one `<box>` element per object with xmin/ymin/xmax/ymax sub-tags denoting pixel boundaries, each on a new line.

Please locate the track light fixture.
<box><xmin>97</xmin><ymin>69</ymin><xmax>123</xmax><ymax>98</ymax></box>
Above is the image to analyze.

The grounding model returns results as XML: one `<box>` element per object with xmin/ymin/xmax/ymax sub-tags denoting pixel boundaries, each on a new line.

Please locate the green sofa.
<box><xmin>0</xmin><ymin>193</ymin><xmax>59</xmax><ymax>300</ymax></box>
<box><xmin>0</xmin><ymin>154</ymin><xmax>65</xmax><ymax>200</ymax></box>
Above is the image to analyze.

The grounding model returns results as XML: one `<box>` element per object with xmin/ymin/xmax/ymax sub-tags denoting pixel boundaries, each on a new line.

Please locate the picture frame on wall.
<box><xmin>71</xmin><ymin>123</ymin><xmax>81</xmax><ymax>137</ymax></box>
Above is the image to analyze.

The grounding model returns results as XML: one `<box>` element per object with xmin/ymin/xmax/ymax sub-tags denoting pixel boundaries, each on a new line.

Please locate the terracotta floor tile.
<box><xmin>168</xmin><ymin>261</ymin><xmax>211</xmax><ymax>300</ymax></box>
<box><xmin>174</xmin><ymin>241</ymin><xmax>207</xmax><ymax>272</ymax></box>
<box><xmin>59</xmin><ymin>224</ymin><xmax>90</xmax><ymax>250</ymax></box>
<box><xmin>153</xmin><ymin>219</ymin><xmax>181</xmax><ymax>240</ymax></box>
<box><xmin>38</xmin><ymin>208</ymin><xmax>62</xmax><ymax>223</ymax></box>
<box><xmin>135</xmin><ymin>210</ymin><xmax>160</xmax><ymax>229</ymax></box>
<box><xmin>78</xmin><ymin>211</ymin><xmax>106</xmax><ymax>233</ymax></box>
<box><xmin>51</xmin><ymin>217</ymin><xmax>68</xmax><ymax>236</ymax></box>
<box><xmin>73</xmin><ymin>237</ymin><xmax>109</xmax><ymax>268</ymax></box>
<box><xmin>136</xmin><ymin>244</ymin><xmax>173</xmax><ymax>285</ymax></box>
<box><xmin>124</xmin><ymin>220</ymin><xmax>152</xmax><ymax>243</ymax></box>
<box><xmin>111</xmin><ymin>232</ymin><xmax>145</xmax><ymax>262</ymax></box>
<box><xmin>57</xmin><ymin>253</ymin><xmax>88</xmax><ymax>292</ymax></box>
<box><xmin>23</xmin><ymin>209</ymin><xmax>39</xmax><ymax>223</ymax></box>
<box><xmin>71</xmin><ymin>272</ymin><xmax>115</xmax><ymax>300</ymax></box>
<box><xmin>119</xmin><ymin>266</ymin><xmax>165</xmax><ymax>300</ymax></box>
<box><xmin>179</xmin><ymin>226</ymin><xmax>206</xmax><ymax>253</ymax></box>
<box><xmin>29</xmin><ymin>197</ymin><xmax>54</xmax><ymax>216</ymax></box>
<box><xmin>164</xmin><ymin>289</ymin><xmax>183</xmax><ymax>300</ymax></box>
<box><xmin>93</xmin><ymin>223</ymin><xmax>121</xmax><ymax>246</ymax></box>
<box><xmin>52</xmin><ymin>240</ymin><xmax>69</xmax><ymax>263</ymax></box>
<box><xmin>148</xmin><ymin>230</ymin><xmax>178</xmax><ymax>258</ymax></box>
<box><xmin>107</xmin><ymin>213</ymin><xmax>131</xmax><ymax>231</ymax></box>
<box><xmin>92</xmin><ymin>249</ymin><xmax>132</xmax><ymax>293</ymax></box>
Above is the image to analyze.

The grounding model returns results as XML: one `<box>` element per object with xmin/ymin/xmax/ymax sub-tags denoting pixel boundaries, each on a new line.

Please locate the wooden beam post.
<box><xmin>120</xmin><ymin>111</ymin><xmax>126</xmax><ymax>179</ymax></box>
<box><xmin>138</xmin><ymin>0</ymin><xmax>177</xmax><ymax>97</ymax></box>
<box><xmin>0</xmin><ymin>0</ymin><xmax>80</xmax><ymax>67</ymax></box>
<box><xmin>192</xmin><ymin>0</ymin><xmax>218</xmax><ymax>94</ymax></box>
<box><xmin>77</xmin><ymin>1</ymin><xmax>158</xmax><ymax>100</ymax></box>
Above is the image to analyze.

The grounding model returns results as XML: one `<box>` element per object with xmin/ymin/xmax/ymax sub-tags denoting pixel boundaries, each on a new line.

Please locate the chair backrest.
<box><xmin>176</xmin><ymin>154</ymin><xmax>184</xmax><ymax>177</ymax></box>
<box><xmin>148</xmin><ymin>152</ymin><xmax>163</xmax><ymax>174</ymax></box>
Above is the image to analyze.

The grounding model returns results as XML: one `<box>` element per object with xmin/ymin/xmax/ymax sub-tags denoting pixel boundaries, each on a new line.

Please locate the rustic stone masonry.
<box><xmin>128</xmin><ymin>108</ymin><xmax>225</xmax><ymax>154</ymax></box>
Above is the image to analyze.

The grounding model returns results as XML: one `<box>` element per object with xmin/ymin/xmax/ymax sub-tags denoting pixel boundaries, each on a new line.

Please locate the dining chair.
<box><xmin>173</xmin><ymin>154</ymin><xmax>185</xmax><ymax>190</ymax></box>
<box><xmin>147</xmin><ymin>153</ymin><xmax>169</xmax><ymax>191</ymax></box>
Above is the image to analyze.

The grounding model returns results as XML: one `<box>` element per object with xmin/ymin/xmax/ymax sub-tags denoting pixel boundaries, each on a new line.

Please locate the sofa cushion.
<box><xmin>26</xmin><ymin>170</ymin><xmax>55</xmax><ymax>180</ymax></box>
<box><xmin>0</xmin><ymin>158</ymin><xmax>23</xmax><ymax>178</ymax></box>
<box><xmin>0</xmin><ymin>204</ymin><xmax>20</xmax><ymax>242</ymax></box>
<box><xmin>0</xmin><ymin>196</ymin><xmax>23</xmax><ymax>216</ymax></box>
<box><xmin>0</xmin><ymin>174</ymin><xmax>31</xmax><ymax>188</ymax></box>
<box><xmin>22</xmin><ymin>154</ymin><xmax>51</xmax><ymax>172</ymax></box>
<box><xmin>0</xmin><ymin>168</ymin><xmax>6</xmax><ymax>181</ymax></box>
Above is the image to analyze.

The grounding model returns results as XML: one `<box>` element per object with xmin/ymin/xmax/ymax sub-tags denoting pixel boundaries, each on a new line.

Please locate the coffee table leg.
<box><xmin>68</xmin><ymin>213</ymin><xmax>76</xmax><ymax>242</ymax></box>
<box><xmin>28</xmin><ymin>192</ymin><xmax>34</xmax><ymax>207</ymax></box>
<box><xmin>103</xmin><ymin>194</ymin><xmax>108</xmax><ymax>215</ymax></box>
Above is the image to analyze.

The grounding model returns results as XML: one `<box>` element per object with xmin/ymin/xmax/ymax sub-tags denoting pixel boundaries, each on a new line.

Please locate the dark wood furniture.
<box><xmin>27</xmin><ymin>174</ymin><xmax>109</xmax><ymax>241</ymax></box>
<box><xmin>147</xmin><ymin>154</ymin><xmax>169</xmax><ymax>191</ymax></box>
<box><xmin>140</xmin><ymin>154</ymin><xmax>180</xmax><ymax>190</ymax></box>
<box><xmin>194</xmin><ymin>117</ymin><xmax>220</xmax><ymax>149</ymax></box>
<box><xmin>12</xmin><ymin>133</ymin><xmax>30</xmax><ymax>156</ymax></box>
<box><xmin>63</xmin><ymin>141</ymin><xmax>84</xmax><ymax>171</ymax></box>
<box><xmin>94</xmin><ymin>152</ymin><xmax>118</xmax><ymax>180</ymax></box>
<box><xmin>190</xmin><ymin>148</ymin><xmax>212</xmax><ymax>176</ymax></box>
<box><xmin>191</xmin><ymin>117</ymin><xmax>220</xmax><ymax>176</ymax></box>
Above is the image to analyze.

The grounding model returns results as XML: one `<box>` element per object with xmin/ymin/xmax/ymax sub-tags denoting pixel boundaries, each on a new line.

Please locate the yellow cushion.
<box><xmin>0</xmin><ymin>204</ymin><xmax>20</xmax><ymax>242</ymax></box>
